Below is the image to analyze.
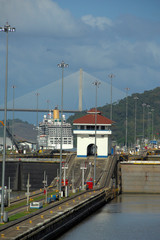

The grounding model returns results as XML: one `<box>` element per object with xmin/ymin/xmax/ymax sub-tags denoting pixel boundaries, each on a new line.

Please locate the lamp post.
<box><xmin>142</xmin><ymin>103</ymin><xmax>146</xmax><ymax>141</ymax></box>
<box><xmin>148</xmin><ymin>111</ymin><xmax>152</xmax><ymax>141</ymax></box>
<box><xmin>12</xmin><ymin>85</ymin><xmax>16</xmax><ymax>148</ymax></box>
<box><xmin>92</xmin><ymin>80</ymin><xmax>101</xmax><ymax>187</ymax></box>
<box><xmin>125</xmin><ymin>88</ymin><xmax>130</xmax><ymax>151</ymax></box>
<box><xmin>134</xmin><ymin>96</ymin><xmax>139</xmax><ymax>146</ymax></box>
<box><xmin>147</xmin><ymin>105</ymin><xmax>150</xmax><ymax>140</ymax></box>
<box><xmin>108</xmin><ymin>74</ymin><xmax>115</xmax><ymax>121</ymax></box>
<box><xmin>35</xmin><ymin>92</ymin><xmax>40</xmax><ymax>127</ymax></box>
<box><xmin>57</xmin><ymin>61</ymin><xmax>68</xmax><ymax>194</ymax></box>
<box><xmin>151</xmin><ymin>108</ymin><xmax>154</xmax><ymax>140</ymax></box>
<box><xmin>0</xmin><ymin>22</ymin><xmax>16</xmax><ymax>222</ymax></box>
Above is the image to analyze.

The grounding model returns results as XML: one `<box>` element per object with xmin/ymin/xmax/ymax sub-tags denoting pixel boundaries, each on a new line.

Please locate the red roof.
<box><xmin>73</xmin><ymin>109</ymin><xmax>113</xmax><ymax>125</ymax></box>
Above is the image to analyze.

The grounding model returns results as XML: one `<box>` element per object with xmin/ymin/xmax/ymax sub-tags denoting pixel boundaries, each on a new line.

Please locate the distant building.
<box><xmin>0</xmin><ymin>137</ymin><xmax>13</xmax><ymax>151</ymax></box>
<box><xmin>73</xmin><ymin>108</ymin><xmax>113</xmax><ymax>158</ymax></box>
<box><xmin>18</xmin><ymin>141</ymin><xmax>37</xmax><ymax>152</ymax></box>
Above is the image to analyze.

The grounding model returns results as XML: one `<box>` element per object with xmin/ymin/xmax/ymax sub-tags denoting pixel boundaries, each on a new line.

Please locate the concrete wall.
<box><xmin>0</xmin><ymin>161</ymin><xmax>59</xmax><ymax>191</ymax></box>
<box><xmin>121</xmin><ymin>162</ymin><xmax>160</xmax><ymax>193</ymax></box>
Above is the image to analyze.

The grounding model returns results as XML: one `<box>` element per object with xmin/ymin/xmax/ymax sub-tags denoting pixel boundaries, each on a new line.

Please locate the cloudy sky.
<box><xmin>0</xmin><ymin>0</ymin><xmax>160</xmax><ymax>122</ymax></box>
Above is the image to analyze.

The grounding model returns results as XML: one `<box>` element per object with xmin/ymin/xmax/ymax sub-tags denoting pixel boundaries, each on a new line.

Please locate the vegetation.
<box><xmin>67</xmin><ymin>87</ymin><xmax>160</xmax><ymax>146</ymax></box>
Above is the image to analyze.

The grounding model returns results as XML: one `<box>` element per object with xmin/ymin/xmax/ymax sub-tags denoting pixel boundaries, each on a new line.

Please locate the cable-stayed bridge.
<box><xmin>0</xmin><ymin>69</ymin><xmax>126</xmax><ymax>122</ymax></box>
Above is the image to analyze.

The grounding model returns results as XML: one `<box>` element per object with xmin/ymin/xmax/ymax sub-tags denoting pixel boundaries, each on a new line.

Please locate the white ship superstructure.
<box><xmin>37</xmin><ymin>107</ymin><xmax>73</xmax><ymax>150</ymax></box>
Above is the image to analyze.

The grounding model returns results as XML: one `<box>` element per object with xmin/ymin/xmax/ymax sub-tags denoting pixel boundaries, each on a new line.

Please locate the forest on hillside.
<box><xmin>67</xmin><ymin>87</ymin><xmax>160</xmax><ymax>146</ymax></box>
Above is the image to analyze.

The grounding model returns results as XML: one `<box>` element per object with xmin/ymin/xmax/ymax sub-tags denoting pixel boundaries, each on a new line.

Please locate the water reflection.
<box><xmin>57</xmin><ymin>194</ymin><xmax>160</xmax><ymax>240</ymax></box>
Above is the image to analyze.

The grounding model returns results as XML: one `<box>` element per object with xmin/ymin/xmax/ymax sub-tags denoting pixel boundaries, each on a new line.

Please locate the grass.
<box><xmin>0</xmin><ymin>191</ymin><xmax>60</xmax><ymax>223</ymax></box>
<box><xmin>8</xmin><ymin>207</ymin><xmax>42</xmax><ymax>222</ymax></box>
<box><xmin>0</xmin><ymin>189</ymin><xmax>80</xmax><ymax>224</ymax></box>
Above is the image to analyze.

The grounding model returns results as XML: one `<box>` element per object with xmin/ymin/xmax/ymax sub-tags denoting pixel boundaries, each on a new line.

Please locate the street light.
<box><xmin>151</xmin><ymin>108</ymin><xmax>154</xmax><ymax>140</ymax></box>
<box><xmin>35</xmin><ymin>92</ymin><xmax>40</xmax><ymax>127</ymax></box>
<box><xmin>108</xmin><ymin>74</ymin><xmax>115</xmax><ymax>121</ymax></box>
<box><xmin>125</xmin><ymin>88</ymin><xmax>130</xmax><ymax>151</ymax></box>
<box><xmin>0</xmin><ymin>22</ymin><xmax>16</xmax><ymax>222</ymax></box>
<box><xmin>134</xmin><ymin>96</ymin><xmax>139</xmax><ymax>146</ymax></box>
<box><xmin>12</xmin><ymin>85</ymin><xmax>16</xmax><ymax>147</ymax></box>
<box><xmin>147</xmin><ymin>105</ymin><xmax>150</xmax><ymax>140</ymax></box>
<box><xmin>142</xmin><ymin>103</ymin><xmax>146</xmax><ymax>141</ymax></box>
<box><xmin>92</xmin><ymin>80</ymin><xmax>101</xmax><ymax>187</ymax></box>
<box><xmin>57</xmin><ymin>61</ymin><xmax>68</xmax><ymax>194</ymax></box>
<box><xmin>148</xmin><ymin>111</ymin><xmax>152</xmax><ymax>140</ymax></box>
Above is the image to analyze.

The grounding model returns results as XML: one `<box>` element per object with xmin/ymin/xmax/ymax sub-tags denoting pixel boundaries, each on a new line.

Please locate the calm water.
<box><xmin>57</xmin><ymin>194</ymin><xmax>160</xmax><ymax>240</ymax></box>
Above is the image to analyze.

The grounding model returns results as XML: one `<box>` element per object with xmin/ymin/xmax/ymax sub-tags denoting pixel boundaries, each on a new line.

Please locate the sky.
<box><xmin>0</xmin><ymin>0</ymin><xmax>160</xmax><ymax>123</ymax></box>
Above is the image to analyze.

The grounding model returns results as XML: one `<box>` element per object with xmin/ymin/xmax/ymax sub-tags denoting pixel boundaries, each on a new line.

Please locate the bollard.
<box><xmin>41</xmin><ymin>215</ymin><xmax>43</xmax><ymax>219</ymax></box>
<box><xmin>16</xmin><ymin>226</ymin><xmax>20</xmax><ymax>230</ymax></box>
<box><xmin>50</xmin><ymin>210</ymin><xmax>53</xmax><ymax>213</ymax></box>
<box><xmin>29</xmin><ymin>220</ymin><xmax>32</xmax><ymax>224</ymax></box>
<box><xmin>1</xmin><ymin>234</ymin><xmax>5</xmax><ymax>238</ymax></box>
<box><xmin>58</xmin><ymin>206</ymin><xmax>62</xmax><ymax>210</ymax></box>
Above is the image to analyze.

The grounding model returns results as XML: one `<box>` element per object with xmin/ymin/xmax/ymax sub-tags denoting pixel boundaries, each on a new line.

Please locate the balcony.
<box><xmin>73</xmin><ymin>129</ymin><xmax>112</xmax><ymax>135</ymax></box>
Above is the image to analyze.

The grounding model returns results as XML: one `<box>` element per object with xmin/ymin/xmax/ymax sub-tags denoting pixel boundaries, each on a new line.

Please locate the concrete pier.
<box><xmin>0</xmin><ymin>188</ymin><xmax>114</xmax><ymax>240</ymax></box>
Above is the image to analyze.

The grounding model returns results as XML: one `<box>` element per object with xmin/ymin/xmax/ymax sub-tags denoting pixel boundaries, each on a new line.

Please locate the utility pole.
<box><xmin>108</xmin><ymin>74</ymin><xmax>115</xmax><ymax>121</ymax></box>
<box><xmin>35</xmin><ymin>92</ymin><xmax>40</xmax><ymax>127</ymax></box>
<box><xmin>57</xmin><ymin>61</ymin><xmax>69</xmax><ymax>195</ymax></box>
<box><xmin>151</xmin><ymin>108</ymin><xmax>154</xmax><ymax>140</ymax></box>
<box><xmin>0</xmin><ymin>22</ymin><xmax>16</xmax><ymax>222</ymax></box>
<box><xmin>134</xmin><ymin>96</ymin><xmax>139</xmax><ymax>146</ymax></box>
<box><xmin>7</xmin><ymin>177</ymin><xmax>12</xmax><ymax>207</ymax></box>
<box><xmin>12</xmin><ymin>85</ymin><xmax>16</xmax><ymax>149</ymax></box>
<box><xmin>62</xmin><ymin>163</ymin><xmax>68</xmax><ymax>197</ymax></box>
<box><xmin>43</xmin><ymin>171</ymin><xmax>47</xmax><ymax>203</ymax></box>
<box><xmin>79</xmin><ymin>68</ymin><xmax>83</xmax><ymax>111</ymax></box>
<box><xmin>25</xmin><ymin>174</ymin><xmax>31</xmax><ymax>212</ymax></box>
<box><xmin>80</xmin><ymin>162</ymin><xmax>87</xmax><ymax>190</ymax></box>
<box><xmin>142</xmin><ymin>103</ymin><xmax>146</xmax><ymax>141</ymax></box>
<box><xmin>92</xmin><ymin>80</ymin><xmax>101</xmax><ymax>187</ymax></box>
<box><xmin>125</xmin><ymin>88</ymin><xmax>130</xmax><ymax>150</ymax></box>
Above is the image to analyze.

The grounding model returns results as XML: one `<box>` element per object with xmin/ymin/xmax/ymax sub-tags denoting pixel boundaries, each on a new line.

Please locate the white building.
<box><xmin>37</xmin><ymin>108</ymin><xmax>73</xmax><ymax>150</ymax></box>
<box><xmin>73</xmin><ymin>108</ymin><xmax>113</xmax><ymax>158</ymax></box>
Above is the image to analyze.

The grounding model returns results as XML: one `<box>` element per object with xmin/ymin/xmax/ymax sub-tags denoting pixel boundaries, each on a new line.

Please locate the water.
<box><xmin>57</xmin><ymin>194</ymin><xmax>160</xmax><ymax>240</ymax></box>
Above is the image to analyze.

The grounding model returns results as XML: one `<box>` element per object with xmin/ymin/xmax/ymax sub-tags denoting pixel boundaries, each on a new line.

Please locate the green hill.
<box><xmin>68</xmin><ymin>87</ymin><xmax>160</xmax><ymax>146</ymax></box>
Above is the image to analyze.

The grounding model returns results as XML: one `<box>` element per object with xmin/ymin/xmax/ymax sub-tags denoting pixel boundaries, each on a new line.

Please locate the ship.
<box><xmin>37</xmin><ymin>107</ymin><xmax>73</xmax><ymax>150</ymax></box>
